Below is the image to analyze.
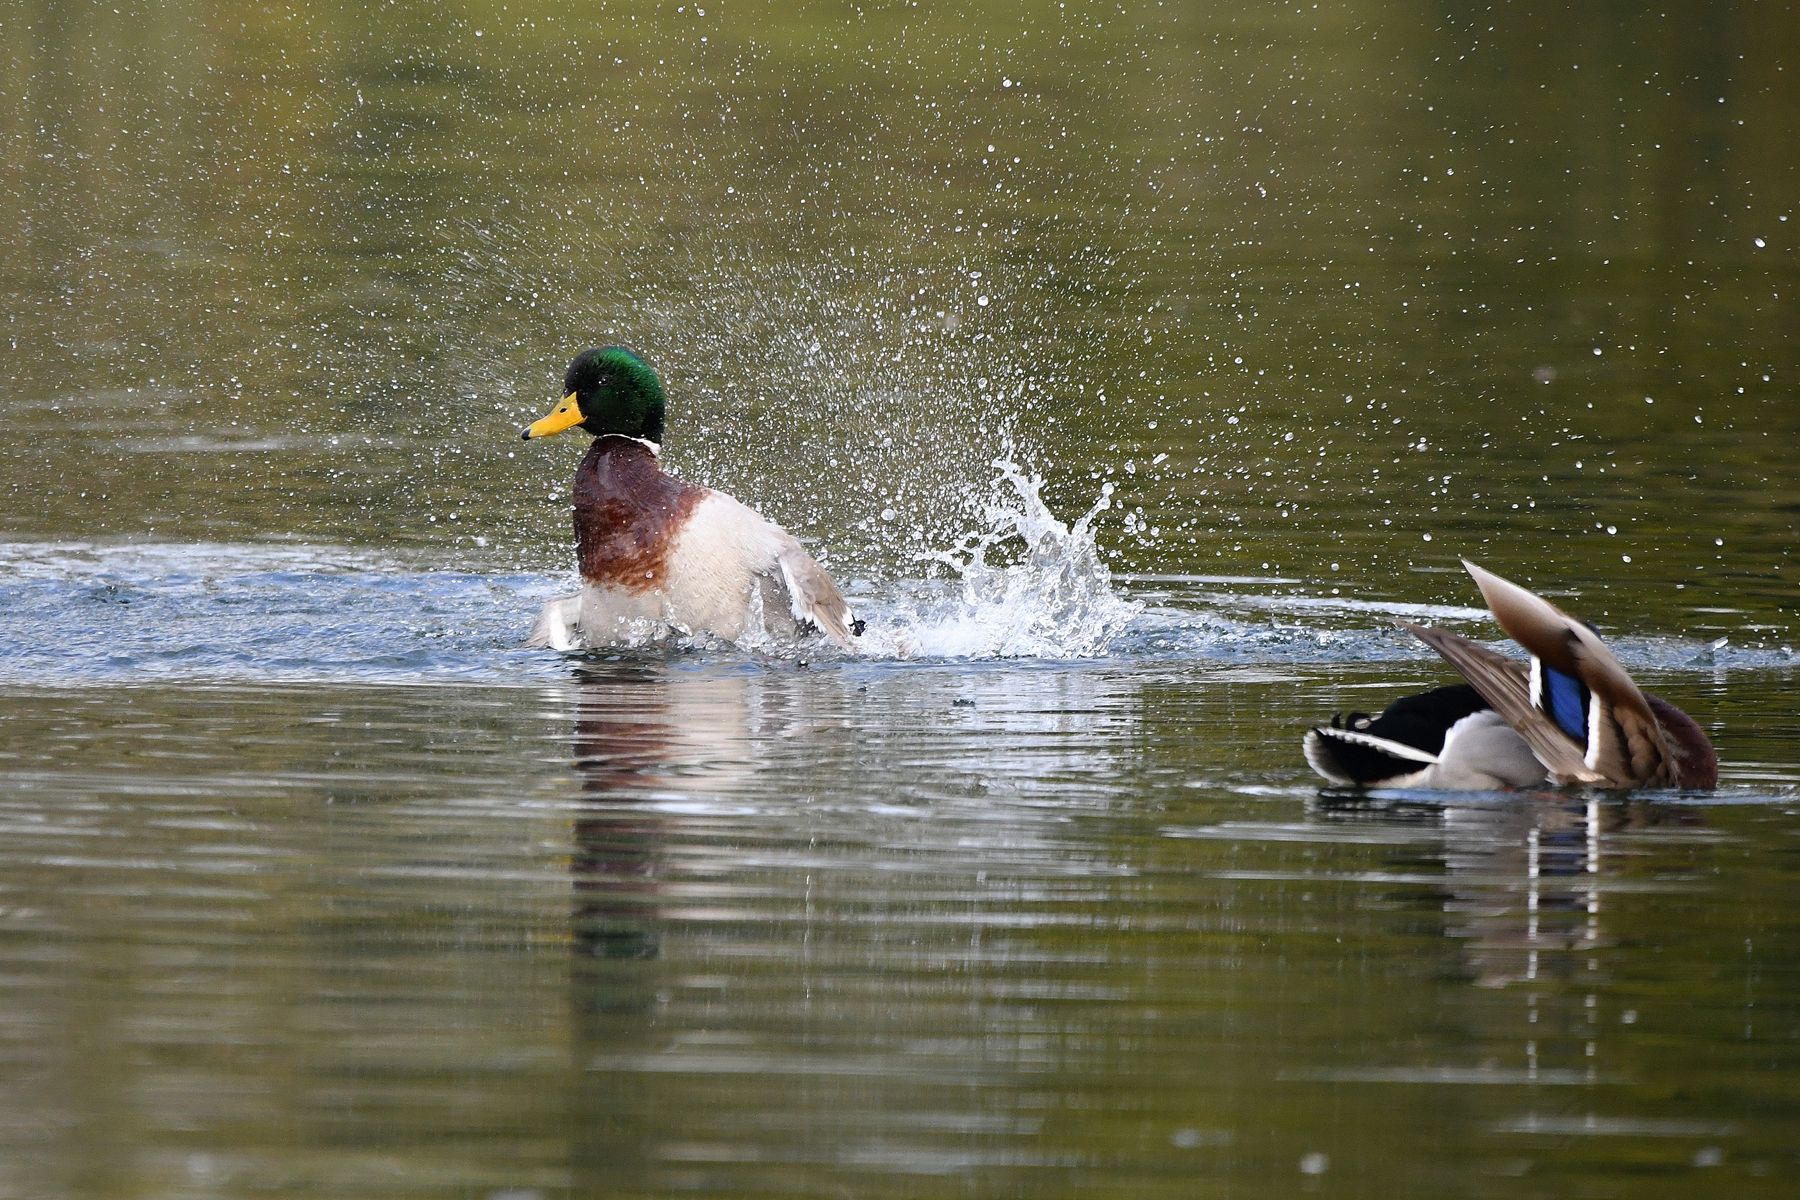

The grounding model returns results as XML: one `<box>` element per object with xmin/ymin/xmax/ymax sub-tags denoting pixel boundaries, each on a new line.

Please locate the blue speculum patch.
<box><xmin>1542</xmin><ymin>663</ymin><xmax>1591</xmax><ymax>745</ymax></box>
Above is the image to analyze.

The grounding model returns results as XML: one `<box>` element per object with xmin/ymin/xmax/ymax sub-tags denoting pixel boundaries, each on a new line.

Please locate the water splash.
<box><xmin>861</xmin><ymin>461</ymin><xmax>1143</xmax><ymax>659</ymax></box>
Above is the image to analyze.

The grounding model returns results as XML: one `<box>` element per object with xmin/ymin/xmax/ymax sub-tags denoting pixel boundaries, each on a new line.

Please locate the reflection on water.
<box><xmin>0</xmin><ymin>663</ymin><xmax>1717</xmax><ymax>1197</ymax></box>
<box><xmin>1316</xmin><ymin>790</ymin><xmax>1714</xmax><ymax>1112</ymax></box>
<box><xmin>569</xmin><ymin>670</ymin><xmax>676</xmax><ymax>969</ymax></box>
<box><xmin>0</xmin><ymin>666</ymin><xmax>1793</xmax><ymax>1196</ymax></box>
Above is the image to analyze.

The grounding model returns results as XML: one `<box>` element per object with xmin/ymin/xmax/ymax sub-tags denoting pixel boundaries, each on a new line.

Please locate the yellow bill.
<box><xmin>522</xmin><ymin>392</ymin><xmax>584</xmax><ymax>440</ymax></box>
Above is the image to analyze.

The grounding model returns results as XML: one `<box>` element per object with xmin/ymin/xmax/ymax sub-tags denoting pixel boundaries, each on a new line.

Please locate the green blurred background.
<box><xmin>2</xmin><ymin>0</ymin><xmax>1795</xmax><ymax>633</ymax></box>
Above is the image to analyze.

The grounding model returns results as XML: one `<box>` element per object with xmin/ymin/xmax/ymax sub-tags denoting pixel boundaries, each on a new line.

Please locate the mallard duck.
<box><xmin>520</xmin><ymin>347</ymin><xmax>862</xmax><ymax>652</ymax></box>
<box><xmin>1304</xmin><ymin>560</ymin><xmax>1717</xmax><ymax>790</ymax></box>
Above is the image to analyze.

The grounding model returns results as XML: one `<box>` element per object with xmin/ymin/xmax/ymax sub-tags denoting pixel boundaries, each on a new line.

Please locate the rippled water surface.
<box><xmin>2</xmin><ymin>662</ymin><xmax>1796</xmax><ymax>1199</ymax></box>
<box><xmin>3</xmin><ymin>0</ymin><xmax>1797</xmax><ymax>1196</ymax></box>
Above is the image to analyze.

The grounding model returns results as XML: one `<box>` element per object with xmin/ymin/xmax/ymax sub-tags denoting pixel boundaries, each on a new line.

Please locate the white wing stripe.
<box><xmin>1311</xmin><ymin>726</ymin><xmax>1441</xmax><ymax>764</ymax></box>
<box><xmin>1302</xmin><ymin>730</ymin><xmax>1357</xmax><ymax>784</ymax></box>
<box><xmin>1584</xmin><ymin>691</ymin><xmax>1605</xmax><ymax>772</ymax></box>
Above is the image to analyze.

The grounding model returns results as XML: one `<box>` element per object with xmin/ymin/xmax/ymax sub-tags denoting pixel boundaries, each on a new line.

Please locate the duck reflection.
<box><xmin>562</xmin><ymin>661</ymin><xmax>723</xmax><ymax>1191</ymax></box>
<box><xmin>563</xmin><ymin>661</ymin><xmax>865</xmax><ymax>1194</ymax></box>
<box><xmin>1438</xmin><ymin>797</ymin><xmax>1698</xmax><ymax>990</ymax></box>
<box><xmin>569</xmin><ymin>672</ymin><xmax>671</xmax><ymax>969</ymax></box>
<box><xmin>1315</xmin><ymin>791</ymin><xmax>1701</xmax><ymax>1078</ymax></box>
<box><xmin>566</xmin><ymin>662</ymin><xmax>761</xmax><ymax>1001</ymax></box>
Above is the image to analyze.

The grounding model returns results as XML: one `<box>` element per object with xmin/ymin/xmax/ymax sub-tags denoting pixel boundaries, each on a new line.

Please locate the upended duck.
<box><xmin>520</xmin><ymin>347</ymin><xmax>862</xmax><ymax>652</ymax></box>
<box><xmin>1304</xmin><ymin>560</ymin><xmax>1717</xmax><ymax>790</ymax></box>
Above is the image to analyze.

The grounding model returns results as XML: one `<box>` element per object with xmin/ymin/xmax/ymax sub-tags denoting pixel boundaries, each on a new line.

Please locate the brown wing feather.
<box><xmin>1462</xmin><ymin>560</ymin><xmax>1660</xmax><ymax>724</ymax></box>
<box><xmin>1586</xmin><ymin>704</ymin><xmax>1667</xmax><ymax>786</ymax></box>
<box><xmin>1400</xmin><ymin>622</ymin><xmax>1601</xmax><ymax>784</ymax></box>
<box><xmin>1460</xmin><ymin>561</ymin><xmax>1681</xmax><ymax>787</ymax></box>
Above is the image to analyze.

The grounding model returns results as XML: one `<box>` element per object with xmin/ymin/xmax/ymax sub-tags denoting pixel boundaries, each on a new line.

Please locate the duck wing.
<box><xmin>771</xmin><ymin>535</ymin><xmax>862</xmax><ymax>651</ymax></box>
<box><xmin>1461</xmin><ymin>560</ymin><xmax>1684</xmax><ymax>786</ymax></box>
<box><xmin>1400</xmin><ymin>621</ymin><xmax>1602</xmax><ymax>784</ymax></box>
<box><xmin>1405</xmin><ymin>561</ymin><xmax>1688</xmax><ymax>787</ymax></box>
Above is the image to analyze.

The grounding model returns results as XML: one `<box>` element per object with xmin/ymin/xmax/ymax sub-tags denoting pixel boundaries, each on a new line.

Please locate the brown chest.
<box><xmin>570</xmin><ymin>439</ymin><xmax>705</xmax><ymax>591</ymax></box>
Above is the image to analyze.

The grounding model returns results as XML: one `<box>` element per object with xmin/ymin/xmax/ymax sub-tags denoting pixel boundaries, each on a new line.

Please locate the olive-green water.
<box><xmin>1</xmin><ymin>2</ymin><xmax>1796</xmax><ymax>1197</ymax></box>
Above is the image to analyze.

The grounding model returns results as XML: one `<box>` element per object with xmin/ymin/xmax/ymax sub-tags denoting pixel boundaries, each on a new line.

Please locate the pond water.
<box><xmin>2</xmin><ymin>1</ymin><xmax>1796</xmax><ymax>1197</ymax></box>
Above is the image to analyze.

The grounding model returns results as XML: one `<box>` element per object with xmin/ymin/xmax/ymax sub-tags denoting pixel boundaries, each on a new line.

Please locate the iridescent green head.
<box><xmin>521</xmin><ymin>347</ymin><xmax>667</xmax><ymax>444</ymax></box>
